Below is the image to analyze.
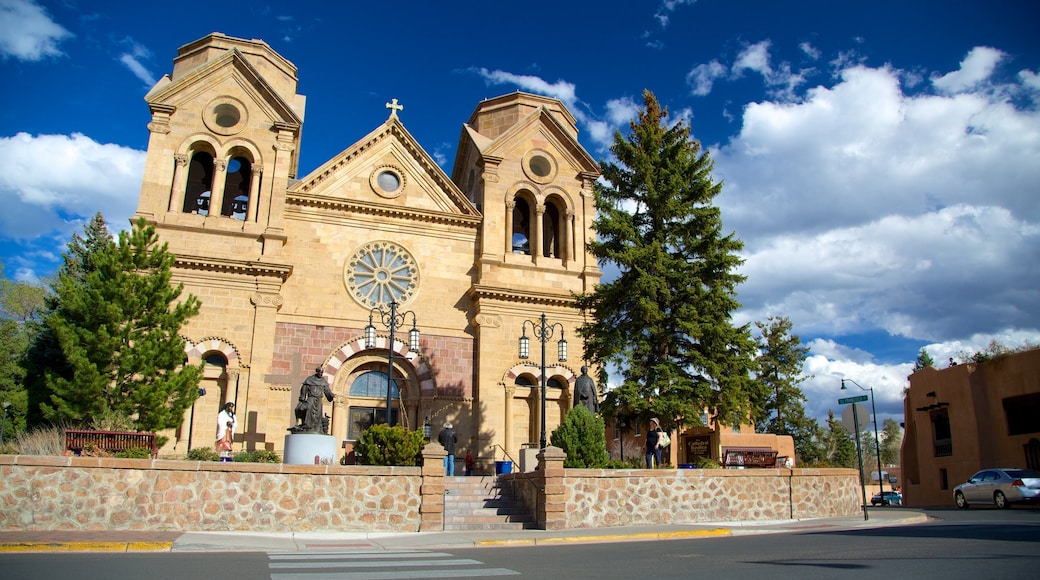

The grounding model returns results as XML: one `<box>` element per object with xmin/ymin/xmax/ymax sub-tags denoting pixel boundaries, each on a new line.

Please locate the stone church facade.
<box><xmin>133</xmin><ymin>33</ymin><xmax>601</xmax><ymax>464</ymax></box>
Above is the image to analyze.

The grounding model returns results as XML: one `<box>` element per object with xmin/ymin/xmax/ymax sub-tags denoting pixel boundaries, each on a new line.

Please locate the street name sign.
<box><xmin>839</xmin><ymin>395</ymin><xmax>868</xmax><ymax>404</ymax></box>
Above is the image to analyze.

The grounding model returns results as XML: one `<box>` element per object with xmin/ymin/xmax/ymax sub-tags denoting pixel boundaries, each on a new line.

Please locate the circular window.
<box><xmin>370</xmin><ymin>166</ymin><xmax>406</xmax><ymax>198</ymax></box>
<box><xmin>522</xmin><ymin>149</ymin><xmax>557</xmax><ymax>183</ymax></box>
<box><xmin>204</xmin><ymin>97</ymin><xmax>248</xmax><ymax>135</ymax></box>
<box><xmin>345</xmin><ymin>241</ymin><xmax>420</xmax><ymax>308</ymax></box>
<box><xmin>213</xmin><ymin>104</ymin><xmax>240</xmax><ymax>128</ymax></box>
<box><xmin>529</xmin><ymin>155</ymin><xmax>552</xmax><ymax>177</ymax></box>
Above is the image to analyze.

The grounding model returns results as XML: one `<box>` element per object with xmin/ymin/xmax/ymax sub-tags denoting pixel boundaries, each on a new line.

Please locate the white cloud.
<box><xmin>0</xmin><ymin>0</ymin><xmax>72</xmax><ymax>61</ymax></box>
<box><xmin>800</xmin><ymin>42</ymin><xmax>820</xmax><ymax>61</ymax></box>
<box><xmin>1020</xmin><ymin>69</ymin><xmax>1040</xmax><ymax>92</ymax></box>
<box><xmin>709</xmin><ymin>51</ymin><xmax>1040</xmax><ymax>404</ymax></box>
<box><xmin>932</xmin><ymin>46</ymin><xmax>1005</xmax><ymax>94</ymax></box>
<box><xmin>687</xmin><ymin>60</ymin><xmax>727</xmax><ymax>96</ymax></box>
<box><xmin>472</xmin><ymin>68</ymin><xmax>578</xmax><ymax>112</ymax></box>
<box><xmin>733</xmin><ymin>40</ymin><xmax>772</xmax><ymax>77</ymax></box>
<box><xmin>118</xmin><ymin>39</ymin><xmax>156</xmax><ymax>86</ymax></box>
<box><xmin>0</xmin><ymin>132</ymin><xmax>144</xmax><ymax>278</ymax></box>
<box><xmin>654</xmin><ymin>0</ymin><xmax>696</xmax><ymax>29</ymax></box>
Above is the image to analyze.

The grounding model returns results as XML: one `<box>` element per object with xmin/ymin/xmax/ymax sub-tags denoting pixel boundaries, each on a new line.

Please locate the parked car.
<box><xmin>953</xmin><ymin>468</ymin><xmax>1040</xmax><ymax>509</ymax></box>
<box><xmin>871</xmin><ymin>491</ymin><xmax>902</xmax><ymax>506</ymax></box>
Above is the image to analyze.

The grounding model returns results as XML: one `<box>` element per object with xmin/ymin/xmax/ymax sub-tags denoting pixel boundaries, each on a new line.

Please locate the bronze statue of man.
<box><xmin>292</xmin><ymin>366</ymin><xmax>334</xmax><ymax>433</ymax></box>
<box><xmin>574</xmin><ymin>366</ymin><xmax>599</xmax><ymax>414</ymax></box>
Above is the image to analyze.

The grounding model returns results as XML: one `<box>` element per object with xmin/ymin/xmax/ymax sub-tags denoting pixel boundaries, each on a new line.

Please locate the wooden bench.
<box><xmin>64</xmin><ymin>430</ymin><xmax>158</xmax><ymax>457</ymax></box>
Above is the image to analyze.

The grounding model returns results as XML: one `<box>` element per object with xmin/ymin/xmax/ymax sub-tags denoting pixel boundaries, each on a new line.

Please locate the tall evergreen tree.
<box><xmin>879</xmin><ymin>417</ymin><xmax>902</xmax><ymax>466</ymax></box>
<box><xmin>577</xmin><ymin>90</ymin><xmax>761</xmax><ymax>432</ymax></box>
<box><xmin>822</xmin><ymin>410</ymin><xmax>858</xmax><ymax>468</ymax></box>
<box><xmin>37</xmin><ymin>218</ymin><xmax>203</xmax><ymax>431</ymax></box>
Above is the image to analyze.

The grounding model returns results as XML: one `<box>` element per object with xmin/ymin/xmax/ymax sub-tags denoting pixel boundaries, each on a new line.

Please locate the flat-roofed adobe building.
<box><xmin>902</xmin><ymin>347</ymin><xmax>1040</xmax><ymax>506</ymax></box>
<box><xmin>134</xmin><ymin>33</ymin><xmax>601</xmax><ymax>464</ymax></box>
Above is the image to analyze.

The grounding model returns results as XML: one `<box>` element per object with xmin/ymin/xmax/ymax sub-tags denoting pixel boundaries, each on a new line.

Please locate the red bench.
<box><xmin>65</xmin><ymin>430</ymin><xmax>158</xmax><ymax>457</ymax></box>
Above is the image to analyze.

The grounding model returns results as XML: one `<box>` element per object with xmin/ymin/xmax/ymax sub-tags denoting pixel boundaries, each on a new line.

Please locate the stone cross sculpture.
<box><xmin>574</xmin><ymin>365</ymin><xmax>599</xmax><ymax>414</ymax></box>
<box><xmin>290</xmin><ymin>367</ymin><xmax>334</xmax><ymax>434</ymax></box>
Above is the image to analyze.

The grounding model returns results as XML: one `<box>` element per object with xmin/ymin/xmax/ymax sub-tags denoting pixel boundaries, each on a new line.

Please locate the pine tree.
<box><xmin>0</xmin><ymin>264</ymin><xmax>46</xmax><ymax>439</ymax></box>
<box><xmin>913</xmin><ymin>348</ymin><xmax>935</xmax><ymax>372</ymax></box>
<box><xmin>577</xmin><ymin>90</ymin><xmax>760</xmax><ymax>432</ymax></box>
<box><xmin>879</xmin><ymin>417</ymin><xmax>902</xmax><ymax>466</ymax></box>
<box><xmin>550</xmin><ymin>406</ymin><xmax>610</xmax><ymax>468</ymax></box>
<box><xmin>753</xmin><ymin>317</ymin><xmax>811</xmax><ymax>432</ymax></box>
<box><xmin>822</xmin><ymin>410</ymin><xmax>858</xmax><ymax>468</ymax></box>
<box><xmin>38</xmin><ymin>218</ymin><xmax>203</xmax><ymax>431</ymax></box>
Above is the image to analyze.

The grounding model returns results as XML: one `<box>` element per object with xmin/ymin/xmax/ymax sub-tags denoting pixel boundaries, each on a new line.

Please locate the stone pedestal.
<box><xmin>283</xmin><ymin>433</ymin><xmax>338</xmax><ymax>465</ymax></box>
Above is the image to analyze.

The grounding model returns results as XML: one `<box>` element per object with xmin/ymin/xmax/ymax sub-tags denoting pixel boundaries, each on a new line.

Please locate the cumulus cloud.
<box><xmin>710</xmin><ymin>50</ymin><xmax>1040</xmax><ymax>387</ymax></box>
<box><xmin>653</xmin><ymin>0</ymin><xmax>697</xmax><ymax>28</ymax></box>
<box><xmin>0</xmin><ymin>132</ymin><xmax>145</xmax><ymax>278</ymax></box>
<box><xmin>471</xmin><ymin>68</ymin><xmax>578</xmax><ymax>112</ymax></box>
<box><xmin>0</xmin><ymin>0</ymin><xmax>72</xmax><ymax>61</ymax></box>
<box><xmin>932</xmin><ymin>46</ymin><xmax>1005</xmax><ymax>94</ymax></box>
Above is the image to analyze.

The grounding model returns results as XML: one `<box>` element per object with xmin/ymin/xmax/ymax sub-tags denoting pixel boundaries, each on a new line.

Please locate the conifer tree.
<box><xmin>577</xmin><ymin>90</ymin><xmax>761</xmax><ymax>432</ymax></box>
<box><xmin>913</xmin><ymin>348</ymin><xmax>935</xmax><ymax>371</ymax></box>
<box><xmin>37</xmin><ymin>217</ymin><xmax>203</xmax><ymax>431</ymax></box>
<box><xmin>550</xmin><ymin>406</ymin><xmax>610</xmax><ymax>468</ymax></box>
<box><xmin>822</xmin><ymin>410</ymin><xmax>858</xmax><ymax>469</ymax></box>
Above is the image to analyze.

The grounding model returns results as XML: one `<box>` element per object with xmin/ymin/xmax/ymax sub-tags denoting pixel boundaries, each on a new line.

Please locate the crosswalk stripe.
<box><xmin>270</xmin><ymin>558</ymin><xmax>483</xmax><ymax>569</ymax></box>
<box><xmin>271</xmin><ymin>569</ymin><xmax>520</xmax><ymax>580</ymax></box>
<box><xmin>270</xmin><ymin>551</ymin><xmax>454</xmax><ymax>560</ymax></box>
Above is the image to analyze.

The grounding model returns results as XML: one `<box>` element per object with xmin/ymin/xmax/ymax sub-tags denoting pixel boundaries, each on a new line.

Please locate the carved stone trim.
<box><xmin>250</xmin><ymin>292</ymin><xmax>284</xmax><ymax>308</ymax></box>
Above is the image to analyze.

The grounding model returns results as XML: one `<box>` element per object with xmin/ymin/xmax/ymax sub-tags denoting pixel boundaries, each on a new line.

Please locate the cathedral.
<box><xmin>133</xmin><ymin>33</ymin><xmax>601</xmax><ymax>464</ymax></box>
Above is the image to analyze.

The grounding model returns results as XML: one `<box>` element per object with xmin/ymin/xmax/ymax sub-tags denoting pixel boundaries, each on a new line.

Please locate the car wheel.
<box><xmin>994</xmin><ymin>490</ymin><xmax>1009</xmax><ymax>509</ymax></box>
<box><xmin>955</xmin><ymin>491</ymin><xmax>969</xmax><ymax>509</ymax></box>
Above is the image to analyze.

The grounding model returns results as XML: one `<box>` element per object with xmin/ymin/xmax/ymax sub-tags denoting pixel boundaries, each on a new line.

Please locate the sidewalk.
<box><xmin>0</xmin><ymin>509</ymin><xmax>928</xmax><ymax>553</ymax></box>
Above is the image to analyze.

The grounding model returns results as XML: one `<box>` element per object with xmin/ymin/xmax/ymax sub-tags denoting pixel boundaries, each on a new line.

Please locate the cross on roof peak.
<box><xmin>385</xmin><ymin>98</ymin><xmax>404</xmax><ymax>118</ymax></box>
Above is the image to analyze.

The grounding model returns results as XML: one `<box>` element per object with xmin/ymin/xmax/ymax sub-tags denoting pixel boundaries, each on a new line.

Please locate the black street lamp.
<box><xmin>842</xmin><ymin>379</ymin><xmax>885</xmax><ymax>506</ymax></box>
<box><xmin>187</xmin><ymin>388</ymin><xmax>206</xmax><ymax>451</ymax></box>
<box><xmin>518</xmin><ymin>313</ymin><xmax>567</xmax><ymax>449</ymax></box>
<box><xmin>365</xmin><ymin>301</ymin><xmax>420</xmax><ymax>428</ymax></box>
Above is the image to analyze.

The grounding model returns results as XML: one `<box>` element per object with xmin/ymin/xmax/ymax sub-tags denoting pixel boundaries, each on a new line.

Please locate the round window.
<box><xmin>369</xmin><ymin>166</ymin><xmax>407</xmax><ymax>198</ymax></box>
<box><xmin>345</xmin><ymin>241</ymin><xmax>420</xmax><ymax>308</ymax></box>
<box><xmin>529</xmin><ymin>155</ymin><xmax>552</xmax><ymax>178</ymax></box>
<box><xmin>214</xmin><ymin>103</ymin><xmax>241</xmax><ymax>128</ymax></box>
<box><xmin>377</xmin><ymin>171</ymin><xmax>401</xmax><ymax>192</ymax></box>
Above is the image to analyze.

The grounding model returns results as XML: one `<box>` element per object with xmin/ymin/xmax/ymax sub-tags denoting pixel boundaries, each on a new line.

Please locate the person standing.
<box><xmin>216</xmin><ymin>402</ymin><xmax>237</xmax><ymax>462</ymax></box>
<box><xmin>438</xmin><ymin>421</ymin><xmax>457</xmax><ymax>476</ymax></box>
<box><xmin>645</xmin><ymin>417</ymin><xmax>663</xmax><ymax>468</ymax></box>
<box><xmin>465</xmin><ymin>450</ymin><xmax>475</xmax><ymax>476</ymax></box>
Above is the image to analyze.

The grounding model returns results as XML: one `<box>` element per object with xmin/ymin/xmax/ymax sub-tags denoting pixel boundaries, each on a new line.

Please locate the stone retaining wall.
<box><xmin>0</xmin><ymin>455</ymin><xmax>424</xmax><ymax>532</ymax></box>
<box><xmin>1</xmin><ymin>446</ymin><xmax>861</xmax><ymax>533</ymax></box>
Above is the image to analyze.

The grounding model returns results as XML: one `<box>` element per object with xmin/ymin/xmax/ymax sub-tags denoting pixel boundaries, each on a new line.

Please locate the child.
<box><xmin>465</xmin><ymin>451</ymin><xmax>475</xmax><ymax>476</ymax></box>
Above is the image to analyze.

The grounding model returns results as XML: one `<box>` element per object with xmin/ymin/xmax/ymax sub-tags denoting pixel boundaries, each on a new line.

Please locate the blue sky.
<box><xmin>1</xmin><ymin>0</ymin><xmax>1038</xmax><ymax>428</ymax></box>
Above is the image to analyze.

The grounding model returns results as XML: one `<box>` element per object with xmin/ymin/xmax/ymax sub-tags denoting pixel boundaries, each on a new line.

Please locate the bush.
<box><xmin>187</xmin><ymin>447</ymin><xmax>220</xmax><ymax>461</ymax></box>
<box><xmin>550</xmin><ymin>406</ymin><xmax>609</xmax><ymax>468</ymax></box>
<box><xmin>604</xmin><ymin>456</ymin><xmax>645</xmax><ymax>469</ymax></box>
<box><xmin>233</xmin><ymin>449</ymin><xmax>281</xmax><ymax>463</ymax></box>
<box><xmin>354</xmin><ymin>424</ymin><xmax>424</xmax><ymax>466</ymax></box>
<box><xmin>16</xmin><ymin>424</ymin><xmax>67</xmax><ymax>456</ymax></box>
<box><xmin>114</xmin><ymin>447</ymin><xmax>153</xmax><ymax>459</ymax></box>
<box><xmin>694</xmin><ymin>456</ymin><xmax>722</xmax><ymax>469</ymax></box>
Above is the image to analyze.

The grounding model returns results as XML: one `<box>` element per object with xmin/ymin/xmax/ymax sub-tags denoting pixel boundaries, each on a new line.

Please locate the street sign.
<box><xmin>839</xmin><ymin>395</ymin><xmax>868</xmax><ymax>404</ymax></box>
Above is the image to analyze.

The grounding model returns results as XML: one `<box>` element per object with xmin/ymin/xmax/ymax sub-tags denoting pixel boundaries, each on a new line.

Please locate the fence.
<box><xmin>64</xmin><ymin>430</ymin><xmax>158</xmax><ymax>457</ymax></box>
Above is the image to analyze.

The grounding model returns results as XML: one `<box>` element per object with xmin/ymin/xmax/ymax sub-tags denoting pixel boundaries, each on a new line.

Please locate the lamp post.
<box><xmin>365</xmin><ymin>301</ymin><xmax>420</xmax><ymax>428</ymax></box>
<box><xmin>1</xmin><ymin>401</ymin><xmax>11</xmax><ymax>445</ymax></box>
<box><xmin>187</xmin><ymin>388</ymin><xmax>206</xmax><ymax>451</ymax></box>
<box><xmin>518</xmin><ymin>313</ymin><xmax>567</xmax><ymax>449</ymax></box>
<box><xmin>842</xmin><ymin>379</ymin><xmax>885</xmax><ymax>505</ymax></box>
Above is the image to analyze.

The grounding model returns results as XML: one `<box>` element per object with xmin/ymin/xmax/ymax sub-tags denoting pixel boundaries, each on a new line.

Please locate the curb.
<box><xmin>0</xmin><ymin>541</ymin><xmax>174</xmax><ymax>553</ymax></box>
<box><xmin>475</xmin><ymin>528</ymin><xmax>732</xmax><ymax>546</ymax></box>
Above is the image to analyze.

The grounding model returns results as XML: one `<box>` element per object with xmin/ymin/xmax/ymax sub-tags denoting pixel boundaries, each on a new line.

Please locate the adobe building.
<box><xmin>607</xmin><ymin>417</ymin><xmax>795</xmax><ymax>468</ymax></box>
<box><xmin>902</xmin><ymin>347</ymin><xmax>1040</xmax><ymax>507</ymax></box>
<box><xmin>133</xmin><ymin>33</ymin><xmax>601</xmax><ymax>465</ymax></box>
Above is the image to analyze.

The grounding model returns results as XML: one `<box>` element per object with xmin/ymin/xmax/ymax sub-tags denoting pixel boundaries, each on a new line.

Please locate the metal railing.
<box><xmin>65</xmin><ymin>430</ymin><xmax>158</xmax><ymax>457</ymax></box>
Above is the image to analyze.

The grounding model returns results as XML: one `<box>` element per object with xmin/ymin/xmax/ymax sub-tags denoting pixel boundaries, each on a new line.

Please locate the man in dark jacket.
<box><xmin>438</xmin><ymin>421</ymin><xmax>458</xmax><ymax>476</ymax></box>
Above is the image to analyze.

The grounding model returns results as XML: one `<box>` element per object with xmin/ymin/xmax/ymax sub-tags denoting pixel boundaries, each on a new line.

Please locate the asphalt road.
<box><xmin>2</xmin><ymin>507</ymin><xmax>1037</xmax><ymax>580</ymax></box>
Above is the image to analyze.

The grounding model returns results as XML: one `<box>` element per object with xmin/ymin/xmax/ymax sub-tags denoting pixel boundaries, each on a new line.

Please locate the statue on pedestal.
<box><xmin>289</xmin><ymin>367</ymin><xmax>334</xmax><ymax>434</ymax></box>
<box><xmin>574</xmin><ymin>366</ymin><xmax>599</xmax><ymax>414</ymax></box>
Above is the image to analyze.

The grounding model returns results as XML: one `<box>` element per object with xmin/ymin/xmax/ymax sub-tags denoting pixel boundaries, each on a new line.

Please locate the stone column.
<box><xmin>503</xmin><ymin>384</ymin><xmax>515</xmax><ymax>458</ymax></box>
<box><xmin>533</xmin><ymin>204</ymin><xmax>545</xmax><ymax>264</ymax></box>
<box><xmin>505</xmin><ymin>200</ymin><xmax>515</xmax><ymax>254</ymax></box>
<box><xmin>247</xmin><ymin>164</ymin><xmax>263</xmax><ymax>223</ymax></box>
<box><xmin>420</xmin><ymin>442</ymin><xmax>447</xmax><ymax>531</ymax></box>
<box><xmin>169</xmin><ymin>154</ymin><xmax>189</xmax><ymax>212</ymax></box>
<box><xmin>210</xmin><ymin>158</ymin><xmax>228</xmax><ymax>218</ymax></box>
<box><xmin>536</xmin><ymin>445</ymin><xmax>567</xmax><ymax>530</ymax></box>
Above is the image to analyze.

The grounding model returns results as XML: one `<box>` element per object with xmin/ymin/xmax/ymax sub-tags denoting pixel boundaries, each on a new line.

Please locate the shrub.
<box><xmin>0</xmin><ymin>443</ymin><xmax>19</xmax><ymax>455</ymax></box>
<box><xmin>550</xmin><ymin>406</ymin><xmax>609</xmax><ymax>468</ymax></box>
<box><xmin>187</xmin><ymin>447</ymin><xmax>220</xmax><ymax>461</ymax></box>
<box><xmin>114</xmin><ymin>447</ymin><xmax>153</xmax><ymax>459</ymax></box>
<box><xmin>354</xmin><ymin>424</ymin><xmax>425</xmax><ymax>466</ymax></box>
<box><xmin>233</xmin><ymin>449</ymin><xmax>281</xmax><ymax>463</ymax></box>
<box><xmin>604</xmin><ymin>456</ymin><xmax>645</xmax><ymax>469</ymax></box>
<box><xmin>695</xmin><ymin>456</ymin><xmax>722</xmax><ymax>469</ymax></box>
<box><xmin>16</xmin><ymin>424</ymin><xmax>67</xmax><ymax>456</ymax></box>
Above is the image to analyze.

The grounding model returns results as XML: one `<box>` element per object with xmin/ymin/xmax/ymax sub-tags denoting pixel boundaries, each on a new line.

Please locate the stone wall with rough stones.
<box><xmin>0</xmin><ymin>456</ymin><xmax>423</xmax><ymax>532</ymax></box>
<box><xmin>559</xmin><ymin>468</ymin><xmax>862</xmax><ymax>528</ymax></box>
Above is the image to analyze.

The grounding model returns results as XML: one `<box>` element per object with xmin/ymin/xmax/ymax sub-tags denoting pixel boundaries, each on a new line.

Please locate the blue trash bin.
<box><xmin>495</xmin><ymin>460</ymin><xmax>513</xmax><ymax>475</ymax></box>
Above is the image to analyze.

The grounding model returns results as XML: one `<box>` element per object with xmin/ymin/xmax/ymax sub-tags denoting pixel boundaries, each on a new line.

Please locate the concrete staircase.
<box><xmin>442</xmin><ymin>475</ymin><xmax>537</xmax><ymax>531</ymax></box>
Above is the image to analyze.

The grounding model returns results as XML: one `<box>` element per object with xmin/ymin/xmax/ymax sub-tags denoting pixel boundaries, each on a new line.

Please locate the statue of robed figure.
<box><xmin>290</xmin><ymin>367</ymin><xmax>334</xmax><ymax>434</ymax></box>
